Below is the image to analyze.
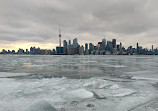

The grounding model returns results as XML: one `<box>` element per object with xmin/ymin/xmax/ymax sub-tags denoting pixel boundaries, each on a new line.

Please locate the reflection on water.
<box><xmin>22</xmin><ymin>62</ymin><xmax>32</xmax><ymax>66</ymax></box>
<box><xmin>0</xmin><ymin>55</ymin><xmax>158</xmax><ymax>79</ymax></box>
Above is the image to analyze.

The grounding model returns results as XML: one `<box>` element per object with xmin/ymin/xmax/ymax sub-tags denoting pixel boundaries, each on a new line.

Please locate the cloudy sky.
<box><xmin>0</xmin><ymin>0</ymin><xmax>158</xmax><ymax>51</ymax></box>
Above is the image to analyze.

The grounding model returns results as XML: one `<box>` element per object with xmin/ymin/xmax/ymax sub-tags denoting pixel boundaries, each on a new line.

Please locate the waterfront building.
<box><xmin>79</xmin><ymin>45</ymin><xmax>84</xmax><ymax>55</ymax></box>
<box><xmin>89</xmin><ymin>43</ymin><xmax>94</xmax><ymax>54</ymax></box>
<box><xmin>63</xmin><ymin>40</ymin><xmax>68</xmax><ymax>55</ymax></box>
<box><xmin>67</xmin><ymin>44</ymin><xmax>75</xmax><ymax>55</ymax></box>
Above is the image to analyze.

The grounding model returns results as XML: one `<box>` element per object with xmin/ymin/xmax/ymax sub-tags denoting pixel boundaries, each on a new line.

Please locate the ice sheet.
<box><xmin>0</xmin><ymin>55</ymin><xmax>158</xmax><ymax>111</ymax></box>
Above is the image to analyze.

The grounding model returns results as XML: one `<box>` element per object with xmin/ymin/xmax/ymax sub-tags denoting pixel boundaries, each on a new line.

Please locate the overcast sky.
<box><xmin>0</xmin><ymin>0</ymin><xmax>158</xmax><ymax>50</ymax></box>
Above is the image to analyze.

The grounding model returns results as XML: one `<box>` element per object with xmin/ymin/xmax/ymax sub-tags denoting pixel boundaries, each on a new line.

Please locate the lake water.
<box><xmin>0</xmin><ymin>55</ymin><xmax>158</xmax><ymax>111</ymax></box>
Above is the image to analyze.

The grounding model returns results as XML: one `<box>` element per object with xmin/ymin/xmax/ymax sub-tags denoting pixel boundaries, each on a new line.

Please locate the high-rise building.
<box><xmin>73</xmin><ymin>38</ymin><xmax>78</xmax><ymax>47</ymax></box>
<box><xmin>112</xmin><ymin>39</ymin><xmax>116</xmax><ymax>48</ymax></box>
<box><xmin>63</xmin><ymin>40</ymin><xmax>68</xmax><ymax>55</ymax></box>
<box><xmin>69</xmin><ymin>40</ymin><xmax>71</xmax><ymax>45</ymax></box>
<box><xmin>63</xmin><ymin>40</ymin><xmax>67</xmax><ymax>47</ymax></box>
<box><xmin>79</xmin><ymin>45</ymin><xmax>84</xmax><ymax>55</ymax></box>
<box><xmin>102</xmin><ymin>39</ymin><xmax>106</xmax><ymax>47</ymax></box>
<box><xmin>107</xmin><ymin>41</ymin><xmax>113</xmax><ymax>53</ymax></box>
<box><xmin>67</xmin><ymin>44</ymin><xmax>75</xmax><ymax>55</ymax></box>
<box><xmin>119</xmin><ymin>42</ymin><xmax>122</xmax><ymax>54</ymax></box>
<box><xmin>137</xmin><ymin>43</ymin><xmax>139</xmax><ymax>49</ymax></box>
<box><xmin>73</xmin><ymin>38</ymin><xmax>79</xmax><ymax>54</ymax></box>
<box><xmin>136</xmin><ymin>43</ymin><xmax>139</xmax><ymax>54</ymax></box>
<box><xmin>99</xmin><ymin>39</ymin><xmax>106</xmax><ymax>51</ymax></box>
<box><xmin>85</xmin><ymin>43</ymin><xmax>88</xmax><ymax>50</ymax></box>
<box><xmin>89</xmin><ymin>43</ymin><xmax>94</xmax><ymax>54</ymax></box>
<box><xmin>85</xmin><ymin>43</ymin><xmax>89</xmax><ymax>55</ymax></box>
<box><xmin>112</xmin><ymin>39</ymin><xmax>117</xmax><ymax>54</ymax></box>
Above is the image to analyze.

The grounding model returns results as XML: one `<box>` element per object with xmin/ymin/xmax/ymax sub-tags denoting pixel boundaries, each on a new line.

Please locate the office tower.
<box><xmin>85</xmin><ymin>43</ymin><xmax>88</xmax><ymax>50</ymax></box>
<box><xmin>63</xmin><ymin>40</ymin><xmax>67</xmax><ymax>47</ymax></box>
<box><xmin>99</xmin><ymin>39</ymin><xmax>106</xmax><ymax>51</ymax></box>
<box><xmin>136</xmin><ymin>43</ymin><xmax>139</xmax><ymax>54</ymax></box>
<box><xmin>112</xmin><ymin>39</ymin><xmax>117</xmax><ymax>54</ymax></box>
<box><xmin>63</xmin><ymin>40</ymin><xmax>68</xmax><ymax>55</ymax></box>
<box><xmin>89</xmin><ymin>43</ymin><xmax>94</xmax><ymax>54</ymax></box>
<box><xmin>137</xmin><ymin>43</ymin><xmax>139</xmax><ymax>49</ymax></box>
<box><xmin>112</xmin><ymin>39</ymin><xmax>116</xmax><ymax>48</ymax></box>
<box><xmin>69</xmin><ymin>40</ymin><xmax>71</xmax><ymax>45</ymax></box>
<box><xmin>85</xmin><ymin>43</ymin><xmax>89</xmax><ymax>55</ymax></box>
<box><xmin>79</xmin><ymin>45</ymin><xmax>84</xmax><ymax>55</ymax></box>
<box><xmin>119</xmin><ymin>42</ymin><xmax>122</xmax><ymax>54</ymax></box>
<box><xmin>73</xmin><ymin>38</ymin><xmax>78</xmax><ymax>47</ymax></box>
<box><xmin>73</xmin><ymin>38</ymin><xmax>79</xmax><ymax>54</ymax></box>
<box><xmin>102</xmin><ymin>39</ymin><xmax>106</xmax><ymax>47</ymax></box>
<box><xmin>107</xmin><ymin>41</ymin><xmax>113</xmax><ymax>53</ymax></box>
<box><xmin>117</xmin><ymin>45</ymin><xmax>120</xmax><ymax>51</ymax></box>
<box><xmin>152</xmin><ymin>45</ymin><xmax>154</xmax><ymax>52</ymax></box>
<box><xmin>67</xmin><ymin>44</ymin><xmax>75</xmax><ymax>55</ymax></box>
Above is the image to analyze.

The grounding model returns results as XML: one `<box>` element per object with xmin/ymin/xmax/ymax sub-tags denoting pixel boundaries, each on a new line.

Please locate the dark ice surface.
<box><xmin>0</xmin><ymin>55</ymin><xmax>158</xmax><ymax>79</ymax></box>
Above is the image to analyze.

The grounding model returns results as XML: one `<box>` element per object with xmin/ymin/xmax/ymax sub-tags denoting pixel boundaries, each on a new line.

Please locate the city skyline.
<box><xmin>1</xmin><ymin>34</ymin><xmax>158</xmax><ymax>55</ymax></box>
<box><xmin>0</xmin><ymin>29</ymin><xmax>157</xmax><ymax>52</ymax></box>
<box><xmin>0</xmin><ymin>0</ymin><xmax>158</xmax><ymax>51</ymax></box>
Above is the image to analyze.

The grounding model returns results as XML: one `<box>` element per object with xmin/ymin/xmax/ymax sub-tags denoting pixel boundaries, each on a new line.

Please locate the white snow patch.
<box><xmin>109</xmin><ymin>84</ymin><xmax>120</xmax><ymax>90</ymax></box>
<box><xmin>66</xmin><ymin>89</ymin><xmax>93</xmax><ymax>99</ymax></box>
<box><xmin>93</xmin><ymin>85</ymin><xmax>137</xmax><ymax>99</ymax></box>
<box><xmin>25</xmin><ymin>100</ymin><xmax>57</xmax><ymax>111</ymax></box>
<box><xmin>132</xmin><ymin>76</ymin><xmax>158</xmax><ymax>81</ymax></box>
<box><xmin>83</xmin><ymin>79</ymin><xmax>112</xmax><ymax>89</ymax></box>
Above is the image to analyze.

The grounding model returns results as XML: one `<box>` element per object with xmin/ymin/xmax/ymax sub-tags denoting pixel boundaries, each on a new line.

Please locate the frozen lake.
<box><xmin>0</xmin><ymin>55</ymin><xmax>158</xmax><ymax>111</ymax></box>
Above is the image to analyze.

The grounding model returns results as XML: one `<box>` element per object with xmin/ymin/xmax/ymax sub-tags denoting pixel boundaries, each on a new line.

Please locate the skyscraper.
<box><xmin>79</xmin><ymin>45</ymin><xmax>84</xmax><ymax>55</ymax></box>
<box><xmin>89</xmin><ymin>43</ymin><xmax>94</xmax><ymax>54</ymax></box>
<box><xmin>99</xmin><ymin>39</ymin><xmax>106</xmax><ymax>51</ymax></box>
<box><xmin>112</xmin><ymin>39</ymin><xmax>116</xmax><ymax>48</ymax></box>
<box><xmin>63</xmin><ymin>40</ymin><xmax>67</xmax><ymax>47</ymax></box>
<box><xmin>119</xmin><ymin>42</ymin><xmax>122</xmax><ymax>54</ymax></box>
<box><xmin>73</xmin><ymin>38</ymin><xmax>78</xmax><ymax>47</ymax></box>
<box><xmin>102</xmin><ymin>39</ymin><xmax>106</xmax><ymax>47</ymax></box>
<box><xmin>63</xmin><ymin>40</ymin><xmax>68</xmax><ymax>55</ymax></box>
<box><xmin>136</xmin><ymin>43</ymin><xmax>139</xmax><ymax>54</ymax></box>
<box><xmin>85</xmin><ymin>43</ymin><xmax>89</xmax><ymax>55</ymax></box>
<box><xmin>85</xmin><ymin>43</ymin><xmax>88</xmax><ymax>51</ymax></box>
<box><xmin>112</xmin><ymin>39</ymin><xmax>117</xmax><ymax>54</ymax></box>
<box><xmin>69</xmin><ymin>40</ymin><xmax>71</xmax><ymax>45</ymax></box>
<box><xmin>107</xmin><ymin>41</ymin><xmax>113</xmax><ymax>53</ymax></box>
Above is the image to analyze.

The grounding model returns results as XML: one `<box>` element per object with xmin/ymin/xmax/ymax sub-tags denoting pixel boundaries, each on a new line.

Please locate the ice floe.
<box><xmin>65</xmin><ymin>89</ymin><xmax>94</xmax><ymax>99</ymax></box>
<box><xmin>25</xmin><ymin>101</ymin><xmax>57</xmax><ymax>111</ymax></box>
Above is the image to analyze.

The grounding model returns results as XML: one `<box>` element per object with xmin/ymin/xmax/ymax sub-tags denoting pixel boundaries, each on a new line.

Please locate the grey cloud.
<box><xmin>0</xmin><ymin>0</ymin><xmax>158</xmax><ymax>48</ymax></box>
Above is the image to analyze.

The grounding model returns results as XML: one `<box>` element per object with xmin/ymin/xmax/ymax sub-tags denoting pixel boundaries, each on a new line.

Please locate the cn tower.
<box><xmin>59</xmin><ymin>28</ymin><xmax>61</xmax><ymax>47</ymax></box>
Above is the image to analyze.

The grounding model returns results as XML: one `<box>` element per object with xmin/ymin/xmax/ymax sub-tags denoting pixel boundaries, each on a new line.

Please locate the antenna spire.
<box><xmin>59</xmin><ymin>28</ymin><xmax>61</xmax><ymax>47</ymax></box>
